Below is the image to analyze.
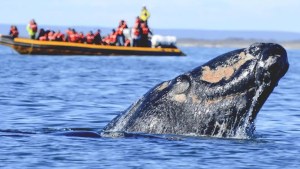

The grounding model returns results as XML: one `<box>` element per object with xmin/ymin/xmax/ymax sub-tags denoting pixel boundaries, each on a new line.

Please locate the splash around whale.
<box><xmin>102</xmin><ymin>43</ymin><xmax>289</xmax><ymax>138</ymax></box>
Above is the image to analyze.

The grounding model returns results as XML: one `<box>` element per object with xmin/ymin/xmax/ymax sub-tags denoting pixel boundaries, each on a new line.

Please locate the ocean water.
<box><xmin>0</xmin><ymin>45</ymin><xmax>299</xmax><ymax>169</ymax></box>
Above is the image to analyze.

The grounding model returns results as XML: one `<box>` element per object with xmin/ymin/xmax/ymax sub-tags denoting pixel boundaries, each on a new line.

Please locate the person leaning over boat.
<box><xmin>140</xmin><ymin>6</ymin><xmax>150</xmax><ymax>24</ymax></box>
<box><xmin>9</xmin><ymin>25</ymin><xmax>19</xmax><ymax>38</ymax></box>
<box><xmin>26</xmin><ymin>19</ymin><xmax>38</xmax><ymax>39</ymax></box>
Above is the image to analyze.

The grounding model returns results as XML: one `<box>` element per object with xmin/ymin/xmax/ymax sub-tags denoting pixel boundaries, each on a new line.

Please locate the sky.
<box><xmin>1</xmin><ymin>0</ymin><xmax>299</xmax><ymax>33</ymax></box>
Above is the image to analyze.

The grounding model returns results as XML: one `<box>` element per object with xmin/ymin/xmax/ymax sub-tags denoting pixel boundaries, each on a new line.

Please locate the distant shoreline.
<box><xmin>177</xmin><ymin>38</ymin><xmax>300</xmax><ymax>50</ymax></box>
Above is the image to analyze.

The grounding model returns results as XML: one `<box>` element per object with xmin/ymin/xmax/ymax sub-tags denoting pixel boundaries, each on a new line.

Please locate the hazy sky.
<box><xmin>1</xmin><ymin>0</ymin><xmax>299</xmax><ymax>32</ymax></box>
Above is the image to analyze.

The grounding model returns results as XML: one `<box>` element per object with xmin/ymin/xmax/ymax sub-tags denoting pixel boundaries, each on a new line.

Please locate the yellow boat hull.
<box><xmin>0</xmin><ymin>35</ymin><xmax>185</xmax><ymax>56</ymax></box>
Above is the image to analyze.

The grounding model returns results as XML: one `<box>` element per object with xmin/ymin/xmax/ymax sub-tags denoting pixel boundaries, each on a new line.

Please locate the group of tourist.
<box><xmin>9</xmin><ymin>6</ymin><xmax>152</xmax><ymax>47</ymax></box>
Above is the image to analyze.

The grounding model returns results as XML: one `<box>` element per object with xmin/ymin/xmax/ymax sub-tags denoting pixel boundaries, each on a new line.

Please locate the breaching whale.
<box><xmin>103</xmin><ymin>43</ymin><xmax>289</xmax><ymax>138</ymax></box>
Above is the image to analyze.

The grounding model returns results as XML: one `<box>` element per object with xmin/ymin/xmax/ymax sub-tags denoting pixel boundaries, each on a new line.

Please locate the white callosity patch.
<box><xmin>156</xmin><ymin>81</ymin><xmax>169</xmax><ymax>91</ymax></box>
<box><xmin>201</xmin><ymin>52</ymin><xmax>255</xmax><ymax>83</ymax></box>
<box><xmin>173</xmin><ymin>94</ymin><xmax>187</xmax><ymax>103</ymax></box>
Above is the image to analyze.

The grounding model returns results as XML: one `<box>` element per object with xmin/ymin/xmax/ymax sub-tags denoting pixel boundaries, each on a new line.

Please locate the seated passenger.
<box><xmin>9</xmin><ymin>25</ymin><xmax>19</xmax><ymax>38</ymax></box>
<box><xmin>37</xmin><ymin>28</ymin><xmax>45</xmax><ymax>40</ymax></box>
<box><xmin>69</xmin><ymin>29</ymin><xmax>79</xmax><ymax>43</ymax></box>
<box><xmin>54</xmin><ymin>30</ymin><xmax>65</xmax><ymax>41</ymax></box>
<box><xmin>78</xmin><ymin>32</ymin><xmax>85</xmax><ymax>43</ymax></box>
<box><xmin>48</xmin><ymin>31</ymin><xmax>56</xmax><ymax>41</ymax></box>
<box><xmin>102</xmin><ymin>29</ymin><xmax>117</xmax><ymax>46</ymax></box>
<box><xmin>39</xmin><ymin>32</ymin><xmax>48</xmax><ymax>41</ymax></box>
<box><xmin>94</xmin><ymin>29</ymin><xmax>102</xmax><ymax>45</ymax></box>
<box><xmin>65</xmin><ymin>28</ymin><xmax>72</xmax><ymax>42</ymax></box>
<box><xmin>86</xmin><ymin>31</ymin><xmax>94</xmax><ymax>44</ymax></box>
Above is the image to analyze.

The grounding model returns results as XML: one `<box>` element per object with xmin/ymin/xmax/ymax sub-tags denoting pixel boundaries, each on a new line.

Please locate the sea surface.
<box><xmin>0</xmin><ymin>45</ymin><xmax>299</xmax><ymax>169</ymax></box>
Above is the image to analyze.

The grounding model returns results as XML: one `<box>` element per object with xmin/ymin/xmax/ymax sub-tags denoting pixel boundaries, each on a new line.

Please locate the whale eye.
<box><xmin>171</xmin><ymin>75</ymin><xmax>191</xmax><ymax>94</ymax></box>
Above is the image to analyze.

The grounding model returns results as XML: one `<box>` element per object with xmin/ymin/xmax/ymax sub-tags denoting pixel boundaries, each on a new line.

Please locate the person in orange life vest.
<box><xmin>38</xmin><ymin>29</ymin><xmax>48</xmax><ymax>41</ymax></box>
<box><xmin>77</xmin><ymin>32</ymin><xmax>85</xmax><ymax>43</ymax></box>
<box><xmin>132</xmin><ymin>16</ymin><xmax>142</xmax><ymax>47</ymax></box>
<box><xmin>54</xmin><ymin>30</ymin><xmax>65</xmax><ymax>41</ymax></box>
<box><xmin>140</xmin><ymin>22</ymin><xmax>152</xmax><ymax>47</ymax></box>
<box><xmin>69</xmin><ymin>29</ymin><xmax>79</xmax><ymax>43</ymax></box>
<box><xmin>9</xmin><ymin>25</ymin><xmax>19</xmax><ymax>38</ymax></box>
<box><xmin>86</xmin><ymin>31</ymin><xmax>95</xmax><ymax>44</ymax></box>
<box><xmin>94</xmin><ymin>29</ymin><xmax>102</xmax><ymax>45</ymax></box>
<box><xmin>48</xmin><ymin>31</ymin><xmax>56</xmax><ymax>41</ymax></box>
<box><xmin>65</xmin><ymin>28</ymin><xmax>73</xmax><ymax>42</ymax></box>
<box><xmin>116</xmin><ymin>20</ymin><xmax>128</xmax><ymax>46</ymax></box>
<box><xmin>102</xmin><ymin>35</ymin><xmax>110</xmax><ymax>45</ymax></box>
<box><xmin>26</xmin><ymin>19</ymin><xmax>38</xmax><ymax>39</ymax></box>
<box><xmin>104</xmin><ymin>29</ymin><xmax>117</xmax><ymax>46</ymax></box>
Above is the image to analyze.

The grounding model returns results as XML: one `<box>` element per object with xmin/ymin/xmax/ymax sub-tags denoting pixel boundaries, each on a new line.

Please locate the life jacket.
<box><xmin>109</xmin><ymin>33</ymin><xmax>117</xmax><ymax>43</ymax></box>
<box><xmin>134</xmin><ymin>28</ymin><xmax>140</xmax><ymax>36</ymax></box>
<box><xmin>142</xmin><ymin>27</ymin><xmax>149</xmax><ymax>35</ymax></box>
<box><xmin>65</xmin><ymin>30</ymin><xmax>72</xmax><ymax>41</ymax></box>
<box><xmin>30</xmin><ymin>23</ymin><xmax>38</xmax><ymax>33</ymax></box>
<box><xmin>103</xmin><ymin>36</ymin><xmax>110</xmax><ymax>45</ymax></box>
<box><xmin>56</xmin><ymin>33</ymin><xmax>65</xmax><ymax>41</ymax></box>
<box><xmin>10</xmin><ymin>28</ymin><xmax>19</xmax><ymax>38</ymax></box>
<box><xmin>117</xmin><ymin>23</ymin><xmax>128</xmax><ymax>35</ymax></box>
<box><xmin>69</xmin><ymin>33</ymin><xmax>78</xmax><ymax>42</ymax></box>
<box><xmin>39</xmin><ymin>35</ymin><xmax>48</xmax><ymax>41</ymax></box>
<box><xmin>86</xmin><ymin>33</ymin><xmax>94</xmax><ymax>44</ymax></box>
<box><xmin>12</xmin><ymin>30</ymin><xmax>19</xmax><ymax>38</ymax></box>
<box><xmin>48</xmin><ymin>32</ymin><xmax>56</xmax><ymax>41</ymax></box>
<box><xmin>77</xmin><ymin>34</ymin><xmax>85</xmax><ymax>43</ymax></box>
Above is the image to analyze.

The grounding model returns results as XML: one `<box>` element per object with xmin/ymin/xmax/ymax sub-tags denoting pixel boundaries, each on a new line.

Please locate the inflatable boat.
<box><xmin>0</xmin><ymin>35</ymin><xmax>185</xmax><ymax>56</ymax></box>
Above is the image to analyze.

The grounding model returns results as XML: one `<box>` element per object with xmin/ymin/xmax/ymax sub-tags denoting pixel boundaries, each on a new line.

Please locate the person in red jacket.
<box><xmin>69</xmin><ymin>29</ymin><xmax>79</xmax><ymax>43</ymax></box>
<box><xmin>103</xmin><ymin>29</ymin><xmax>117</xmax><ymax>46</ymax></box>
<box><xmin>48</xmin><ymin>31</ymin><xmax>56</xmax><ymax>41</ymax></box>
<box><xmin>86</xmin><ymin>31</ymin><xmax>95</xmax><ymax>44</ymax></box>
<box><xmin>65</xmin><ymin>28</ymin><xmax>73</xmax><ymax>42</ymax></box>
<box><xmin>9</xmin><ymin>25</ymin><xmax>19</xmax><ymax>38</ymax></box>
<box><xmin>54</xmin><ymin>30</ymin><xmax>65</xmax><ymax>41</ymax></box>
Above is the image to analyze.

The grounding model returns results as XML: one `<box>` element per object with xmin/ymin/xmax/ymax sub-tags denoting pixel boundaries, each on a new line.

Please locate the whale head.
<box><xmin>104</xmin><ymin>43</ymin><xmax>289</xmax><ymax>138</ymax></box>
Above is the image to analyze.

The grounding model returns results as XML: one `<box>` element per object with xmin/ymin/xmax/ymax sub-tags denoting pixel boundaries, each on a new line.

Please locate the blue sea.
<box><xmin>0</xmin><ymin>45</ymin><xmax>299</xmax><ymax>169</ymax></box>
